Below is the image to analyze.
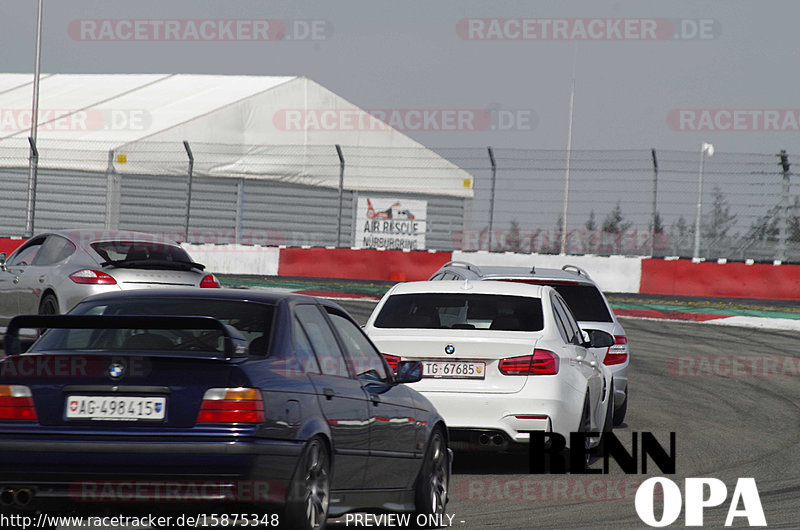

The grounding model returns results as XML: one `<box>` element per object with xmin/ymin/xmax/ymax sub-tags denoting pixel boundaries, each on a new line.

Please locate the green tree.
<box><xmin>703</xmin><ymin>185</ymin><xmax>737</xmax><ymax>240</ymax></box>
<box><xmin>602</xmin><ymin>202</ymin><xmax>632</xmax><ymax>235</ymax></box>
<box><xmin>585</xmin><ymin>210</ymin><xmax>597</xmax><ymax>231</ymax></box>
<box><xmin>505</xmin><ymin>219</ymin><xmax>522</xmax><ymax>252</ymax></box>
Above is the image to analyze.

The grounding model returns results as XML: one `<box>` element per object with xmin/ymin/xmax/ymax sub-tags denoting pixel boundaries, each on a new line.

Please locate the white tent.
<box><xmin>0</xmin><ymin>74</ymin><xmax>473</xmax><ymax>198</ymax></box>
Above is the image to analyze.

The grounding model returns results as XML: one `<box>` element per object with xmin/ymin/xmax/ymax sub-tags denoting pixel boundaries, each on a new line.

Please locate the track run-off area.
<box><xmin>332</xmin><ymin>299</ymin><xmax>800</xmax><ymax>529</ymax></box>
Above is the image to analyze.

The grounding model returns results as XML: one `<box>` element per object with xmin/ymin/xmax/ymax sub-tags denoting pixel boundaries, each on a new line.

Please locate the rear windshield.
<box><xmin>91</xmin><ymin>241</ymin><xmax>197</xmax><ymax>269</ymax></box>
<box><xmin>32</xmin><ymin>299</ymin><xmax>274</xmax><ymax>355</ymax></box>
<box><xmin>374</xmin><ymin>293</ymin><xmax>544</xmax><ymax>331</ymax></box>
<box><xmin>496</xmin><ymin>280</ymin><xmax>612</xmax><ymax>322</ymax></box>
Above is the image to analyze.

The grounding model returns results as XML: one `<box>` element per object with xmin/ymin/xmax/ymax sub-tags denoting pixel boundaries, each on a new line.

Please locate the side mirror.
<box><xmin>394</xmin><ymin>360</ymin><xmax>423</xmax><ymax>384</ymax></box>
<box><xmin>583</xmin><ymin>329</ymin><xmax>615</xmax><ymax>349</ymax></box>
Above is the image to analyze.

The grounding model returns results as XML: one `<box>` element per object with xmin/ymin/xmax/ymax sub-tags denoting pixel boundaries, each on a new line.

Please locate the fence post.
<box><xmin>335</xmin><ymin>144</ymin><xmax>345</xmax><ymax>247</ymax></box>
<box><xmin>650</xmin><ymin>148</ymin><xmax>659</xmax><ymax>256</ymax></box>
<box><xmin>25</xmin><ymin>137</ymin><xmax>39</xmax><ymax>236</ymax></box>
<box><xmin>105</xmin><ymin>150</ymin><xmax>120</xmax><ymax>230</ymax></box>
<box><xmin>487</xmin><ymin>147</ymin><xmax>497</xmax><ymax>251</ymax></box>
<box><xmin>776</xmin><ymin>150</ymin><xmax>791</xmax><ymax>262</ymax></box>
<box><xmin>235</xmin><ymin>178</ymin><xmax>245</xmax><ymax>246</ymax></box>
<box><xmin>183</xmin><ymin>141</ymin><xmax>194</xmax><ymax>243</ymax></box>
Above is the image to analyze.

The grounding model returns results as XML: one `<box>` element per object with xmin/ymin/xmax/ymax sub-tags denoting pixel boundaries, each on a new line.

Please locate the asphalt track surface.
<box><xmin>331</xmin><ymin>301</ymin><xmax>800</xmax><ymax>529</ymax></box>
<box><xmin>30</xmin><ymin>300</ymin><xmax>800</xmax><ymax>529</ymax></box>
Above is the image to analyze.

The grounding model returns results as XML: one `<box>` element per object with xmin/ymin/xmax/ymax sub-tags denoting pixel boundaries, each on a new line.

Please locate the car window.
<box><xmin>295</xmin><ymin>304</ymin><xmax>350</xmax><ymax>377</ymax></box>
<box><xmin>550</xmin><ymin>293</ymin><xmax>571</xmax><ymax>343</ymax></box>
<box><xmin>292</xmin><ymin>317</ymin><xmax>321</xmax><ymax>374</ymax></box>
<box><xmin>90</xmin><ymin>241</ymin><xmax>195</xmax><ymax>268</ymax></box>
<box><xmin>374</xmin><ymin>293</ymin><xmax>544</xmax><ymax>331</ymax></box>
<box><xmin>552</xmin><ymin>295</ymin><xmax>582</xmax><ymax>345</ymax></box>
<box><xmin>550</xmin><ymin>284</ymin><xmax>613</xmax><ymax>322</ymax></box>
<box><xmin>35</xmin><ymin>298</ymin><xmax>273</xmax><ymax>354</ymax></box>
<box><xmin>327</xmin><ymin>311</ymin><xmax>389</xmax><ymax>381</ymax></box>
<box><xmin>33</xmin><ymin>235</ymin><xmax>76</xmax><ymax>266</ymax></box>
<box><xmin>8</xmin><ymin>237</ymin><xmax>46</xmax><ymax>267</ymax></box>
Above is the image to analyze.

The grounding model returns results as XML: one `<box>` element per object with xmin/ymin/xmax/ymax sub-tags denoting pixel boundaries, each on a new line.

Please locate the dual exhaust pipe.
<box><xmin>0</xmin><ymin>488</ymin><xmax>34</xmax><ymax>507</ymax></box>
<box><xmin>478</xmin><ymin>433</ymin><xmax>506</xmax><ymax>446</ymax></box>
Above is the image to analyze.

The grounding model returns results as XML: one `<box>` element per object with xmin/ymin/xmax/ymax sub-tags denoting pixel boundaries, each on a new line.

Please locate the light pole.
<box><xmin>25</xmin><ymin>0</ymin><xmax>44</xmax><ymax>237</ymax></box>
<box><xmin>693</xmin><ymin>142</ymin><xmax>714</xmax><ymax>259</ymax></box>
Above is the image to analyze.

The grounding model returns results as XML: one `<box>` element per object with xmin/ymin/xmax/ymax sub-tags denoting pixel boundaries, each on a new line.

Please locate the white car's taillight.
<box><xmin>499</xmin><ymin>349</ymin><xmax>560</xmax><ymax>375</ymax></box>
<box><xmin>603</xmin><ymin>335</ymin><xmax>628</xmax><ymax>366</ymax></box>
<box><xmin>200</xmin><ymin>274</ymin><xmax>221</xmax><ymax>288</ymax></box>
<box><xmin>69</xmin><ymin>269</ymin><xmax>117</xmax><ymax>285</ymax></box>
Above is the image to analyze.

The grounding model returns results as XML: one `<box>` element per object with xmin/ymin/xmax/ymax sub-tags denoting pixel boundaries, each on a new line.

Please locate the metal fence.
<box><xmin>1</xmin><ymin>139</ymin><xmax>797</xmax><ymax>261</ymax></box>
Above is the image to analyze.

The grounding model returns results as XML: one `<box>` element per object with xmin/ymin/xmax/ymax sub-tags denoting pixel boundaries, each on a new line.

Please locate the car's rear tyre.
<box><xmin>38</xmin><ymin>293</ymin><xmax>59</xmax><ymax>315</ymax></box>
<box><xmin>612</xmin><ymin>386</ymin><xmax>628</xmax><ymax>426</ymax></box>
<box><xmin>413</xmin><ymin>427</ymin><xmax>449</xmax><ymax>528</ymax></box>
<box><xmin>285</xmin><ymin>437</ymin><xmax>330</xmax><ymax>530</ymax></box>
<box><xmin>36</xmin><ymin>293</ymin><xmax>59</xmax><ymax>337</ymax></box>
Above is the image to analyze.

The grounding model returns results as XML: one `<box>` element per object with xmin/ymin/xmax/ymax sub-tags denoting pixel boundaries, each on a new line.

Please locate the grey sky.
<box><xmin>2</xmin><ymin>1</ymin><xmax>799</xmax><ymax>155</ymax></box>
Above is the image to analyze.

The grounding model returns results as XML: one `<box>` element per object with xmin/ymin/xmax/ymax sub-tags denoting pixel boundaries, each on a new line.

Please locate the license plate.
<box><xmin>423</xmin><ymin>360</ymin><xmax>485</xmax><ymax>379</ymax></box>
<box><xmin>66</xmin><ymin>395</ymin><xmax>166</xmax><ymax>421</ymax></box>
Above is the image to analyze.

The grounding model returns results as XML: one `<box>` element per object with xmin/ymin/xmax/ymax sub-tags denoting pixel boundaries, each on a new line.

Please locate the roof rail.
<box><xmin>562</xmin><ymin>264</ymin><xmax>591</xmax><ymax>279</ymax></box>
<box><xmin>442</xmin><ymin>260</ymin><xmax>483</xmax><ymax>275</ymax></box>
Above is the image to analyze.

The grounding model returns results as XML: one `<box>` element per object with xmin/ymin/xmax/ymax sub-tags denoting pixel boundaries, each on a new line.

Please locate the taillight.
<box><xmin>197</xmin><ymin>387</ymin><xmax>264</xmax><ymax>423</ymax></box>
<box><xmin>603</xmin><ymin>335</ymin><xmax>628</xmax><ymax>366</ymax></box>
<box><xmin>382</xmin><ymin>354</ymin><xmax>401</xmax><ymax>373</ymax></box>
<box><xmin>200</xmin><ymin>274</ymin><xmax>221</xmax><ymax>288</ymax></box>
<box><xmin>0</xmin><ymin>385</ymin><xmax>37</xmax><ymax>420</ymax></box>
<box><xmin>69</xmin><ymin>269</ymin><xmax>117</xmax><ymax>285</ymax></box>
<box><xmin>499</xmin><ymin>349</ymin><xmax>559</xmax><ymax>375</ymax></box>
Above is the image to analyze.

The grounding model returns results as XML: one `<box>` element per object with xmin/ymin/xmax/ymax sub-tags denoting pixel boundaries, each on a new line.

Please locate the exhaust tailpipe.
<box><xmin>0</xmin><ymin>489</ymin><xmax>14</xmax><ymax>506</ymax></box>
<box><xmin>492</xmin><ymin>434</ymin><xmax>504</xmax><ymax>446</ymax></box>
<box><xmin>478</xmin><ymin>434</ymin><xmax>490</xmax><ymax>445</ymax></box>
<box><xmin>13</xmin><ymin>488</ymin><xmax>33</xmax><ymax>507</ymax></box>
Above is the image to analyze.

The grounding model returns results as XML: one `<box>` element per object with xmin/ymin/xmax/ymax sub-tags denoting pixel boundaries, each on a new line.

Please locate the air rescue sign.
<box><xmin>355</xmin><ymin>197</ymin><xmax>427</xmax><ymax>250</ymax></box>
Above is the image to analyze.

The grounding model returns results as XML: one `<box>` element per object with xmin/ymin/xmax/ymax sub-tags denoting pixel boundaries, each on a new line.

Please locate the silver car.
<box><xmin>0</xmin><ymin>230</ymin><xmax>220</xmax><ymax>328</ymax></box>
<box><xmin>429</xmin><ymin>260</ymin><xmax>630</xmax><ymax>426</ymax></box>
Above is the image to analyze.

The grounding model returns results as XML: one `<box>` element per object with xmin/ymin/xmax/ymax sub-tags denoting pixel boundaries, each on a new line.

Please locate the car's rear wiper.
<box><xmin>100</xmin><ymin>259</ymin><xmax>205</xmax><ymax>271</ymax></box>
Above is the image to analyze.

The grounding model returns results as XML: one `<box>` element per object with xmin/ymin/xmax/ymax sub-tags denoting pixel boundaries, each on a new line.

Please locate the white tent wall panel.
<box><xmin>240</xmin><ymin>179</ymin><xmax>355</xmax><ymax>247</ymax></box>
<box><xmin>0</xmin><ymin>169</ymin><xmax>28</xmax><ymax>235</ymax></box>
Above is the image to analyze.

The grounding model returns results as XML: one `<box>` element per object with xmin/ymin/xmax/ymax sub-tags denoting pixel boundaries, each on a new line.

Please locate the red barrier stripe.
<box><xmin>640</xmin><ymin>258</ymin><xmax>800</xmax><ymax>300</ymax></box>
<box><xmin>614</xmin><ymin>308</ymin><xmax>728</xmax><ymax>322</ymax></box>
<box><xmin>278</xmin><ymin>248</ymin><xmax>452</xmax><ymax>281</ymax></box>
<box><xmin>0</xmin><ymin>238</ymin><xmax>24</xmax><ymax>256</ymax></box>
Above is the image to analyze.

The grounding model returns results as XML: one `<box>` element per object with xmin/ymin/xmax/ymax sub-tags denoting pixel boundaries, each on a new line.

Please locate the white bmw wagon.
<box><xmin>364</xmin><ymin>280</ymin><xmax>617</xmax><ymax>452</ymax></box>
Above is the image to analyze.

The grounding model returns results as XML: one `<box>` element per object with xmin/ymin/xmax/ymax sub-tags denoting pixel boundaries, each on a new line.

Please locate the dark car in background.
<box><xmin>0</xmin><ymin>289</ymin><xmax>449</xmax><ymax>529</ymax></box>
<box><xmin>430</xmin><ymin>260</ymin><xmax>630</xmax><ymax>425</ymax></box>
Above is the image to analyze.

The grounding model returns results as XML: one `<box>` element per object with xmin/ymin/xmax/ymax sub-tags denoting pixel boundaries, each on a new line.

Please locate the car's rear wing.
<box><xmin>4</xmin><ymin>315</ymin><xmax>249</xmax><ymax>359</ymax></box>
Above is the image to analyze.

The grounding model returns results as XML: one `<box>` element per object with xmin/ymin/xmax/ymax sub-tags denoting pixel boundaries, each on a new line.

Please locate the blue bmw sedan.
<box><xmin>0</xmin><ymin>289</ymin><xmax>450</xmax><ymax>529</ymax></box>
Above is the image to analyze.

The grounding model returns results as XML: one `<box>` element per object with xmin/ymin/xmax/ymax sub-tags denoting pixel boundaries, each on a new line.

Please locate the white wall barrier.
<box><xmin>181</xmin><ymin>244</ymin><xmax>280</xmax><ymax>276</ymax></box>
<box><xmin>452</xmin><ymin>251</ymin><xmax>643</xmax><ymax>293</ymax></box>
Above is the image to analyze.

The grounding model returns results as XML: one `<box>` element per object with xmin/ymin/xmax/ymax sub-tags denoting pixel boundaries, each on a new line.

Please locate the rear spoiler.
<box><xmin>4</xmin><ymin>315</ymin><xmax>248</xmax><ymax>358</ymax></box>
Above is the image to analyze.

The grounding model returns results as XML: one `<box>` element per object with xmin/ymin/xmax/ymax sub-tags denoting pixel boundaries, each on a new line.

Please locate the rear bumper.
<box><xmin>0</xmin><ymin>437</ymin><xmax>303</xmax><ymax>512</ymax></box>
<box><xmin>420</xmin><ymin>382</ymin><xmax>582</xmax><ymax>449</ymax></box>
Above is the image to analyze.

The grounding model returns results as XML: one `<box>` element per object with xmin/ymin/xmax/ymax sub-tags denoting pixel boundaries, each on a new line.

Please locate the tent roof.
<box><xmin>0</xmin><ymin>74</ymin><xmax>473</xmax><ymax>198</ymax></box>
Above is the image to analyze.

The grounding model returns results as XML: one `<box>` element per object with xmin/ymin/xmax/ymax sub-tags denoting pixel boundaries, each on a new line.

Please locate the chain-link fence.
<box><xmin>1</xmin><ymin>139</ymin><xmax>796</xmax><ymax>261</ymax></box>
